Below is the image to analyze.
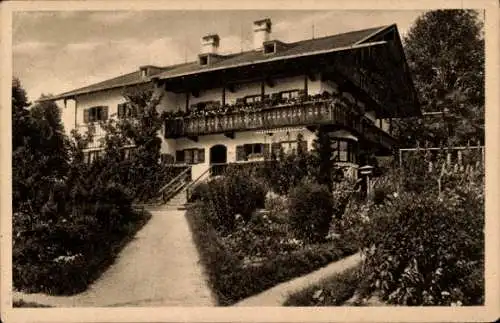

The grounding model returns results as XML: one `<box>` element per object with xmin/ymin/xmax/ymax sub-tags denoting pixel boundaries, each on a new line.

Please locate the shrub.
<box><xmin>12</xmin><ymin>177</ymin><xmax>151</xmax><ymax>295</ymax></box>
<box><xmin>200</xmin><ymin>169</ymin><xmax>266</xmax><ymax>234</ymax></box>
<box><xmin>358</xmin><ymin>180</ymin><xmax>484</xmax><ymax>305</ymax></box>
<box><xmin>284</xmin><ymin>266</ymin><xmax>362</xmax><ymax>306</ymax></box>
<box><xmin>187</xmin><ymin>181</ymin><xmax>210</xmax><ymax>203</ymax></box>
<box><xmin>288</xmin><ymin>180</ymin><xmax>334</xmax><ymax>243</ymax></box>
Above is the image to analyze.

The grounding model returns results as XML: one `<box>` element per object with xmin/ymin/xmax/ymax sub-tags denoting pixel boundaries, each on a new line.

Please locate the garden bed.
<box><xmin>13</xmin><ymin>208</ymin><xmax>151</xmax><ymax>296</ymax></box>
<box><xmin>284</xmin><ymin>266</ymin><xmax>362</xmax><ymax>306</ymax></box>
<box><xmin>185</xmin><ymin>204</ymin><xmax>355</xmax><ymax>306</ymax></box>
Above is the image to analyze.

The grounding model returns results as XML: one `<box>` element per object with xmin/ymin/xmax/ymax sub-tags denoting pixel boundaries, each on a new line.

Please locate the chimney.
<box><xmin>201</xmin><ymin>34</ymin><xmax>220</xmax><ymax>54</ymax></box>
<box><xmin>253</xmin><ymin>18</ymin><xmax>272</xmax><ymax>50</ymax></box>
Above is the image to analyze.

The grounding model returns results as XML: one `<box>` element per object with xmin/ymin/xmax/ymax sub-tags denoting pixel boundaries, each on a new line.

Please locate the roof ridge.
<box><xmin>288</xmin><ymin>24</ymin><xmax>390</xmax><ymax>46</ymax></box>
<box><xmin>46</xmin><ymin>23</ymin><xmax>396</xmax><ymax>101</ymax></box>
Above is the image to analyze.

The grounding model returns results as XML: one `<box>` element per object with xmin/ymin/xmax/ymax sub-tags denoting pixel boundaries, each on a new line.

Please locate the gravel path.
<box><xmin>13</xmin><ymin>204</ymin><xmax>216</xmax><ymax>307</ymax></box>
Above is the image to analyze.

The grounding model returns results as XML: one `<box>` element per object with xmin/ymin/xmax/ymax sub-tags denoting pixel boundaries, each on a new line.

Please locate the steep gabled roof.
<box><xmin>45</xmin><ymin>24</ymin><xmax>392</xmax><ymax>101</ymax></box>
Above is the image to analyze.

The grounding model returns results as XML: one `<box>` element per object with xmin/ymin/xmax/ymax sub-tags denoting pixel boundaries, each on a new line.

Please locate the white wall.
<box><xmin>157</xmin><ymin>90</ymin><xmax>187</xmax><ymax>113</ymax></box>
<box><xmin>308</xmin><ymin>73</ymin><xmax>322</xmax><ymax>95</ymax></box>
<box><xmin>225</xmin><ymin>82</ymin><xmax>261</xmax><ymax>104</ymax></box>
<box><xmin>190</xmin><ymin>87</ymin><xmax>223</xmax><ymax>105</ymax></box>
<box><xmin>265</xmin><ymin>75</ymin><xmax>304</xmax><ymax>95</ymax></box>
<box><xmin>173</xmin><ymin>127</ymin><xmax>316</xmax><ymax>179</ymax></box>
<box><xmin>76</xmin><ymin>88</ymin><xmax>128</xmax><ymax>126</ymax></box>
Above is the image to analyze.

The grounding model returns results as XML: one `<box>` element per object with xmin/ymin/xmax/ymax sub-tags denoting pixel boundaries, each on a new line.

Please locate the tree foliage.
<box><xmin>395</xmin><ymin>10</ymin><xmax>484</xmax><ymax>147</ymax></box>
<box><xmin>12</xmin><ymin>79</ymin><xmax>70</xmax><ymax>214</ymax></box>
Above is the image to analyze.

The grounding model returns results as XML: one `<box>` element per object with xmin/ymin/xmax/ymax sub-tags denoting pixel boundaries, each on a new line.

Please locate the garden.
<box><xmin>184</xmin><ymin>134</ymin><xmax>361</xmax><ymax>306</ymax></box>
<box><xmin>284</xmin><ymin>149</ymin><xmax>485</xmax><ymax>306</ymax></box>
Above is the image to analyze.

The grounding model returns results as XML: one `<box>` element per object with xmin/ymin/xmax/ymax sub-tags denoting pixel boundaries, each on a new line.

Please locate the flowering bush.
<box><xmin>358</xmin><ymin>177</ymin><xmax>484</xmax><ymax>305</ymax></box>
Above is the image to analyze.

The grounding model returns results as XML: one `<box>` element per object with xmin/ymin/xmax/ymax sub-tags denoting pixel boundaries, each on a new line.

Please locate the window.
<box><xmin>84</xmin><ymin>106</ymin><xmax>108</xmax><ymax>123</ymax></box>
<box><xmin>244</xmin><ymin>143</ymin><xmax>263</xmax><ymax>156</ymax></box>
<box><xmin>331</xmin><ymin>139</ymin><xmax>357</xmax><ymax>163</ymax></box>
<box><xmin>273</xmin><ymin>140</ymin><xmax>307</xmax><ymax>156</ymax></box>
<box><xmin>264</xmin><ymin>43</ymin><xmax>275</xmax><ymax>54</ymax></box>
<box><xmin>122</xmin><ymin>147</ymin><xmax>137</xmax><ymax>159</ymax></box>
<box><xmin>117</xmin><ymin>103</ymin><xmax>137</xmax><ymax>119</ymax></box>
<box><xmin>176</xmin><ymin>148</ymin><xmax>205</xmax><ymax>164</ymax></box>
<box><xmin>199</xmin><ymin>55</ymin><xmax>208</xmax><ymax>66</ymax></box>
<box><xmin>280</xmin><ymin>90</ymin><xmax>300</xmax><ymax>100</ymax></box>
<box><xmin>244</xmin><ymin>95</ymin><xmax>262</xmax><ymax>104</ymax></box>
<box><xmin>236</xmin><ymin>143</ymin><xmax>269</xmax><ymax>161</ymax></box>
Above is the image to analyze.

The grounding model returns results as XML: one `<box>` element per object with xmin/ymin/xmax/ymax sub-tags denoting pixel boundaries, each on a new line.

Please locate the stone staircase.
<box><xmin>164</xmin><ymin>188</ymin><xmax>188</xmax><ymax>210</ymax></box>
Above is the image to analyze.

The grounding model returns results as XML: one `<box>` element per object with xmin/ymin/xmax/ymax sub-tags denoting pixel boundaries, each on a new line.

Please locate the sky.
<box><xmin>13</xmin><ymin>10</ymin><xmax>428</xmax><ymax>102</ymax></box>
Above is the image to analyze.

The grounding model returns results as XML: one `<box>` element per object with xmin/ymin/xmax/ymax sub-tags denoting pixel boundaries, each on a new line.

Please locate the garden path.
<box><xmin>233</xmin><ymin>252</ymin><xmax>363</xmax><ymax>306</ymax></box>
<box><xmin>12</xmin><ymin>196</ymin><xmax>216</xmax><ymax>307</ymax></box>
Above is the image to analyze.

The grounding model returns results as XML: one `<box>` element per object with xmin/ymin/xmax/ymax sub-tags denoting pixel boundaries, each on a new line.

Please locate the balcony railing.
<box><xmin>165</xmin><ymin>99</ymin><xmax>396</xmax><ymax>149</ymax></box>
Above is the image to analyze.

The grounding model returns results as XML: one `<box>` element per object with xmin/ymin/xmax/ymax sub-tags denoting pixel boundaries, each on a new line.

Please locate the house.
<box><xmin>45</xmin><ymin>18</ymin><xmax>421</xmax><ymax>180</ymax></box>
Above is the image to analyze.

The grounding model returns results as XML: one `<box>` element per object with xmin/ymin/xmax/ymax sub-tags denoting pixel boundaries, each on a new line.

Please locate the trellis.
<box><xmin>398</xmin><ymin>141</ymin><xmax>485</xmax><ymax>196</ymax></box>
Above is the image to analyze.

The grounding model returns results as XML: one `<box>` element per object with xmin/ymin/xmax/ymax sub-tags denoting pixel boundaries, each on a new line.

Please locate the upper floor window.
<box><xmin>83</xmin><ymin>106</ymin><xmax>108</xmax><ymax>123</ymax></box>
<box><xmin>244</xmin><ymin>95</ymin><xmax>262</xmax><ymax>105</ymax></box>
<box><xmin>264</xmin><ymin>43</ymin><xmax>276</xmax><ymax>54</ymax></box>
<box><xmin>280</xmin><ymin>89</ymin><xmax>301</xmax><ymax>100</ymax></box>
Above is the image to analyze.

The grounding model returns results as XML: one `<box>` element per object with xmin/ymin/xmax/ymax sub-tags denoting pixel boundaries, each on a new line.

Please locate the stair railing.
<box><xmin>184</xmin><ymin>165</ymin><xmax>214</xmax><ymax>203</ymax></box>
<box><xmin>157</xmin><ymin>166</ymin><xmax>192</xmax><ymax>204</ymax></box>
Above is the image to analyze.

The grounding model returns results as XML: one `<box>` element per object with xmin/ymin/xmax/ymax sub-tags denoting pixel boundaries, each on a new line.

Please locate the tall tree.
<box><xmin>12</xmin><ymin>79</ymin><xmax>70</xmax><ymax>213</ymax></box>
<box><xmin>395</xmin><ymin>10</ymin><xmax>484</xmax><ymax>147</ymax></box>
<box><xmin>311</xmin><ymin>126</ymin><xmax>334</xmax><ymax>191</ymax></box>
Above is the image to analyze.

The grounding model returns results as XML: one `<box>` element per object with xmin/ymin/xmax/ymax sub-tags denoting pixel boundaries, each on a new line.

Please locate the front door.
<box><xmin>209</xmin><ymin>144</ymin><xmax>227</xmax><ymax>176</ymax></box>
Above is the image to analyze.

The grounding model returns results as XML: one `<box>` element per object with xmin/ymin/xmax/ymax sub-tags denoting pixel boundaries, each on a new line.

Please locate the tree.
<box><xmin>395</xmin><ymin>10</ymin><xmax>484</xmax><ymax>147</ymax></box>
<box><xmin>12</xmin><ymin>79</ymin><xmax>71</xmax><ymax>214</ymax></box>
<box><xmin>311</xmin><ymin>126</ymin><xmax>334</xmax><ymax>191</ymax></box>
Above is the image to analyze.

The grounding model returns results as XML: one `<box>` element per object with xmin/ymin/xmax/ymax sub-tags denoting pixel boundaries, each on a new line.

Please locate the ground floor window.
<box><xmin>271</xmin><ymin>140</ymin><xmax>307</xmax><ymax>157</ymax></box>
<box><xmin>83</xmin><ymin>150</ymin><xmax>104</xmax><ymax>164</ymax></box>
<box><xmin>176</xmin><ymin>148</ymin><xmax>205</xmax><ymax>164</ymax></box>
<box><xmin>331</xmin><ymin>139</ymin><xmax>358</xmax><ymax>163</ymax></box>
<box><xmin>236</xmin><ymin>143</ymin><xmax>270</xmax><ymax>161</ymax></box>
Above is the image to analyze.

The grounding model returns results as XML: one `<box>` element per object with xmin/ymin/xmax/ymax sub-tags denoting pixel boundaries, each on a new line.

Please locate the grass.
<box><xmin>284</xmin><ymin>266</ymin><xmax>362</xmax><ymax>306</ymax></box>
<box><xmin>184</xmin><ymin>204</ymin><xmax>356</xmax><ymax>306</ymax></box>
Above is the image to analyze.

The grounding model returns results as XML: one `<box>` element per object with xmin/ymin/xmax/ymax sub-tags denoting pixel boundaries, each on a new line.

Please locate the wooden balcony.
<box><xmin>165</xmin><ymin>99</ymin><xmax>396</xmax><ymax>149</ymax></box>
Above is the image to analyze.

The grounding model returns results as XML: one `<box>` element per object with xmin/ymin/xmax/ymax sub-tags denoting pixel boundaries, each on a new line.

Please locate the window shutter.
<box><xmin>298</xmin><ymin>140</ymin><xmax>307</xmax><ymax>153</ymax></box>
<box><xmin>176</xmin><ymin>150</ymin><xmax>184</xmax><ymax>163</ymax></box>
<box><xmin>236</xmin><ymin>145</ymin><xmax>245</xmax><ymax>161</ymax></box>
<box><xmin>102</xmin><ymin>106</ymin><xmax>109</xmax><ymax>120</ymax></box>
<box><xmin>117</xmin><ymin>104</ymin><xmax>124</xmax><ymax>119</ymax></box>
<box><xmin>185</xmin><ymin>150</ymin><xmax>193</xmax><ymax>164</ymax></box>
<box><xmin>83</xmin><ymin>109</ymin><xmax>90</xmax><ymax>124</ymax></box>
<box><xmin>263</xmin><ymin>143</ymin><xmax>270</xmax><ymax>158</ymax></box>
<box><xmin>198</xmin><ymin>149</ymin><xmax>205</xmax><ymax>163</ymax></box>
<box><xmin>193</xmin><ymin>149</ymin><xmax>199</xmax><ymax>164</ymax></box>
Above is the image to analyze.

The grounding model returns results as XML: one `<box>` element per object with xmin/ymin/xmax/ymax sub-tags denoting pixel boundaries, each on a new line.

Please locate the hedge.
<box><xmin>185</xmin><ymin>205</ymin><xmax>355</xmax><ymax>305</ymax></box>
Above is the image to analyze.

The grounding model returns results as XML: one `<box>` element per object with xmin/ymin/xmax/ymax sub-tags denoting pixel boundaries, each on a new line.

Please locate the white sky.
<box><xmin>13</xmin><ymin>10</ymin><xmax>427</xmax><ymax>103</ymax></box>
